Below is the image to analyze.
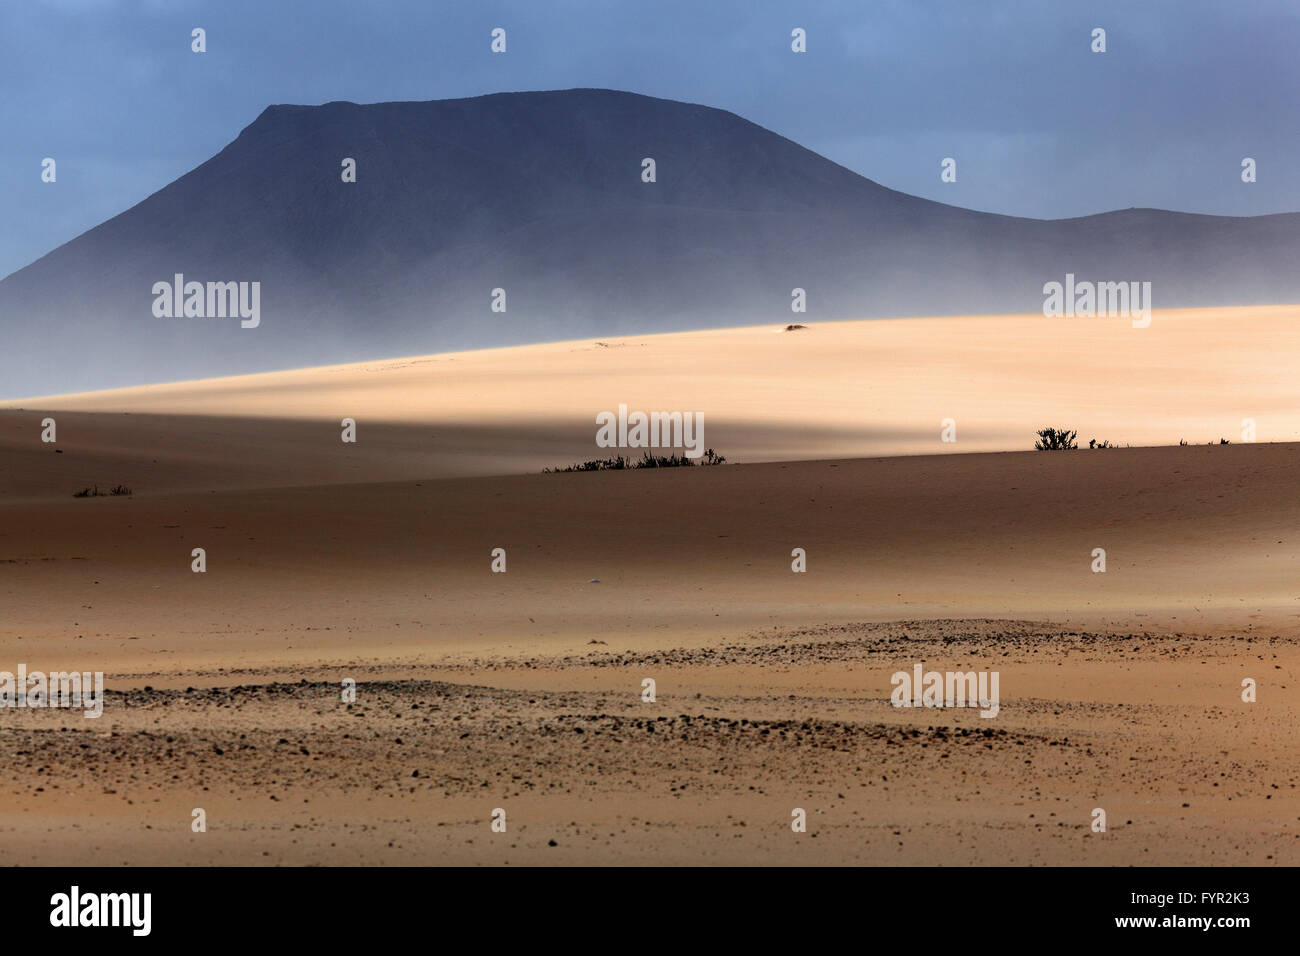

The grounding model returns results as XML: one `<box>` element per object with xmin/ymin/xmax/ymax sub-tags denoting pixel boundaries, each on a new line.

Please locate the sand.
<box><xmin>1</xmin><ymin>307</ymin><xmax>1296</xmax><ymax>864</ymax></box>
<box><xmin>4</xmin><ymin>305</ymin><xmax>1298</xmax><ymax>495</ymax></box>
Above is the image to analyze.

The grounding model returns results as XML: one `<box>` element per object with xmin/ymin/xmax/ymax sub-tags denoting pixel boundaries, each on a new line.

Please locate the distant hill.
<box><xmin>3</xmin><ymin>88</ymin><xmax>1298</xmax><ymax>397</ymax></box>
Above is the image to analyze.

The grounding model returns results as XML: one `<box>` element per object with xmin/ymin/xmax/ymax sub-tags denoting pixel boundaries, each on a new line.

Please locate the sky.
<box><xmin>2</xmin><ymin>0</ymin><xmax>1298</xmax><ymax>279</ymax></box>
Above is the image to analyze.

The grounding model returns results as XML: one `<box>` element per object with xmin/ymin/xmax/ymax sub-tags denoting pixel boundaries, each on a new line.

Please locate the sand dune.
<box><xmin>4</xmin><ymin>306</ymin><xmax>1298</xmax><ymax>500</ymax></box>
<box><xmin>1</xmin><ymin>308</ymin><xmax>1297</xmax><ymax>864</ymax></box>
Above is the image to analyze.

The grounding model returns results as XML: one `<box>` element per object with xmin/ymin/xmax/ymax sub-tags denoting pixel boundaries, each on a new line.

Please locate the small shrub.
<box><xmin>635</xmin><ymin>451</ymin><xmax>690</xmax><ymax>468</ymax></box>
<box><xmin>1034</xmin><ymin>427</ymin><xmax>1078</xmax><ymax>451</ymax></box>
<box><xmin>546</xmin><ymin>449</ymin><xmax>726</xmax><ymax>472</ymax></box>
<box><xmin>543</xmin><ymin>456</ymin><xmax>629</xmax><ymax>473</ymax></box>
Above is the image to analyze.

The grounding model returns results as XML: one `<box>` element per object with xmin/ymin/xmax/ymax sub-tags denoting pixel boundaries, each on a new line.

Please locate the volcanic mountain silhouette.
<box><xmin>3</xmin><ymin>88</ymin><xmax>1298</xmax><ymax>396</ymax></box>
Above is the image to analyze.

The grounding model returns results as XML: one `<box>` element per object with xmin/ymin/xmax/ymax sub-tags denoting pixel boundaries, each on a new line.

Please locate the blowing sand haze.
<box><xmin>0</xmin><ymin>0</ymin><xmax>1293</xmax><ymax>940</ymax></box>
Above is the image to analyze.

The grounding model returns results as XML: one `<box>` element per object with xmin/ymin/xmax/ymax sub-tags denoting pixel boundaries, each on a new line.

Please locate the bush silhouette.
<box><xmin>545</xmin><ymin>449</ymin><xmax>726</xmax><ymax>472</ymax></box>
<box><xmin>1034</xmin><ymin>427</ymin><xmax>1078</xmax><ymax>451</ymax></box>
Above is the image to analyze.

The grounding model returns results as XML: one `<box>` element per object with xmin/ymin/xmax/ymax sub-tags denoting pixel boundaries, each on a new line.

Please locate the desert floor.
<box><xmin>1</xmin><ymin>308</ymin><xmax>1297</xmax><ymax>864</ymax></box>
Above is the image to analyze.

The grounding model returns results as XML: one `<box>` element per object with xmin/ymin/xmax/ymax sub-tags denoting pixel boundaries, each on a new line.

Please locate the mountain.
<box><xmin>3</xmin><ymin>88</ymin><xmax>1299</xmax><ymax>397</ymax></box>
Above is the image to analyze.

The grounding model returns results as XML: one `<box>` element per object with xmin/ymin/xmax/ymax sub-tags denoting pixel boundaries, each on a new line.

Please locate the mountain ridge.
<box><xmin>3</xmin><ymin>87</ymin><xmax>1298</xmax><ymax>397</ymax></box>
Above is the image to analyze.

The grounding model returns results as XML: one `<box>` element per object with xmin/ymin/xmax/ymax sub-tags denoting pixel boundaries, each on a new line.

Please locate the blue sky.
<box><xmin>3</xmin><ymin>0</ymin><xmax>1298</xmax><ymax>278</ymax></box>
